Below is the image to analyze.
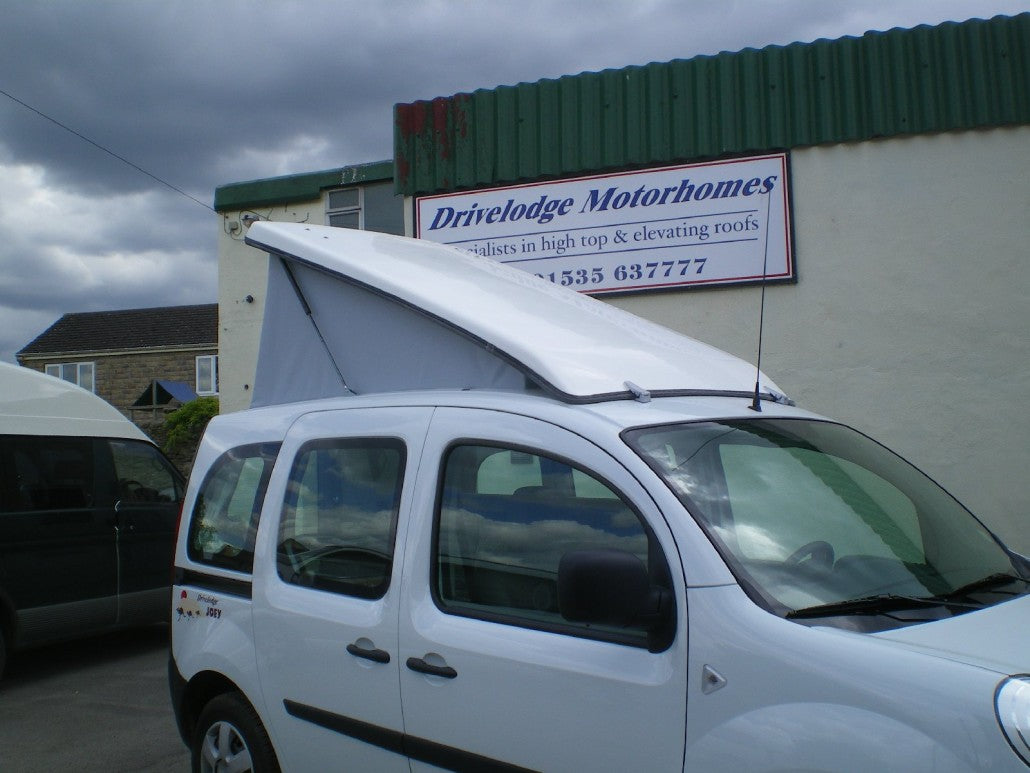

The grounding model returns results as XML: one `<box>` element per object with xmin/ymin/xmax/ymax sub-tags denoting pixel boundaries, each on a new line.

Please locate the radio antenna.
<box><xmin>749</xmin><ymin>190</ymin><xmax>774</xmax><ymax>412</ymax></box>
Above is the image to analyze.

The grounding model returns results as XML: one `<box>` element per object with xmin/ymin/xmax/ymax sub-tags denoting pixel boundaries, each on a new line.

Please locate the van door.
<box><xmin>397</xmin><ymin>408</ymin><xmax>688</xmax><ymax>772</ymax></box>
<box><xmin>105</xmin><ymin>439</ymin><xmax>183</xmax><ymax>622</ymax></box>
<box><xmin>251</xmin><ymin>407</ymin><xmax>433</xmax><ymax>771</ymax></box>
<box><xmin>0</xmin><ymin>435</ymin><xmax>116</xmax><ymax>645</ymax></box>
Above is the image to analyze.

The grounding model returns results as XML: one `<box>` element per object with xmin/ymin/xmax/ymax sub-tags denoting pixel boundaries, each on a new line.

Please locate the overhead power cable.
<box><xmin>0</xmin><ymin>86</ymin><xmax>215</xmax><ymax>214</ymax></box>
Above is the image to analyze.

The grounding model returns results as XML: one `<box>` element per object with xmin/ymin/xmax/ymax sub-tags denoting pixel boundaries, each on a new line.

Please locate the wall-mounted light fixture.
<box><xmin>241</xmin><ymin>213</ymin><xmax>261</xmax><ymax>226</ymax></box>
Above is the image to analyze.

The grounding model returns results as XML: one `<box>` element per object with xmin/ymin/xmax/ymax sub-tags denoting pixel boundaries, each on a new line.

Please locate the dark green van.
<box><xmin>0</xmin><ymin>364</ymin><xmax>184</xmax><ymax>677</ymax></box>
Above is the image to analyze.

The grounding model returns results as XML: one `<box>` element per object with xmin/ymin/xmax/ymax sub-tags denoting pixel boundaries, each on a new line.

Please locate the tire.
<box><xmin>192</xmin><ymin>692</ymin><xmax>280</xmax><ymax>773</ymax></box>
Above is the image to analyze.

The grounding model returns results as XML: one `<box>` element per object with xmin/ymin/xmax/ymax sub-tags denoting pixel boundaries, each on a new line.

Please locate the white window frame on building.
<box><xmin>326</xmin><ymin>187</ymin><xmax>363</xmax><ymax>229</ymax></box>
<box><xmin>196</xmin><ymin>354</ymin><xmax>219</xmax><ymax>396</ymax></box>
<box><xmin>46</xmin><ymin>361</ymin><xmax>95</xmax><ymax>392</ymax></box>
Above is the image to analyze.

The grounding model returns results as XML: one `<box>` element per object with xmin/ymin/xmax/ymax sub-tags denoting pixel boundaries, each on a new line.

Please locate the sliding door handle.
<box><xmin>406</xmin><ymin>656</ymin><xmax>457</xmax><ymax>679</ymax></box>
<box><xmin>346</xmin><ymin>642</ymin><xmax>391</xmax><ymax>664</ymax></box>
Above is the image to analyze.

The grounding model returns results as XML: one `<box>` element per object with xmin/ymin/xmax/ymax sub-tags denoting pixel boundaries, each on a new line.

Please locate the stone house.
<box><xmin>16</xmin><ymin>304</ymin><xmax>218</xmax><ymax>471</ymax></box>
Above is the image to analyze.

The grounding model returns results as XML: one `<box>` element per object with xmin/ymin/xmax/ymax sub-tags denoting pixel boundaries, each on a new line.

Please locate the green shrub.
<box><xmin>163</xmin><ymin>396</ymin><xmax>219</xmax><ymax>454</ymax></box>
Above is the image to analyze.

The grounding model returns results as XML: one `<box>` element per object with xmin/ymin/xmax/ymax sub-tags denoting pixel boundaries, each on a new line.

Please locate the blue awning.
<box><xmin>131</xmin><ymin>380</ymin><xmax>198</xmax><ymax>408</ymax></box>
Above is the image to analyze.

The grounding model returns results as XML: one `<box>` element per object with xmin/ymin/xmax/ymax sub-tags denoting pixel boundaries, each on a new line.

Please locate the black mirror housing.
<box><xmin>558</xmin><ymin>549</ymin><xmax>662</xmax><ymax>628</ymax></box>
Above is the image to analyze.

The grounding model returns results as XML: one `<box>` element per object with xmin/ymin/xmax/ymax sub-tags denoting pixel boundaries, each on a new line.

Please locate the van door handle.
<box><xmin>406</xmin><ymin>657</ymin><xmax>457</xmax><ymax>679</ymax></box>
<box><xmin>346</xmin><ymin>642</ymin><xmax>391</xmax><ymax>664</ymax></box>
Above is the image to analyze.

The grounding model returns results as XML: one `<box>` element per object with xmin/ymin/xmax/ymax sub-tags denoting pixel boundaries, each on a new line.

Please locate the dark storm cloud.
<box><xmin>3</xmin><ymin>0</ymin><xmax>1020</xmax><ymax>196</ymax></box>
<box><xmin>0</xmin><ymin>0</ymin><xmax>1024</xmax><ymax>362</ymax></box>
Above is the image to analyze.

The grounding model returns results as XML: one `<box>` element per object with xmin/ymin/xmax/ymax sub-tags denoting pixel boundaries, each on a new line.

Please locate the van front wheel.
<box><xmin>192</xmin><ymin>693</ymin><xmax>279</xmax><ymax>773</ymax></box>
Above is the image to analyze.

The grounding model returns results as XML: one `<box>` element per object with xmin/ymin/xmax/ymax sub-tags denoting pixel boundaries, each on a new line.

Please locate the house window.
<box><xmin>325</xmin><ymin>181</ymin><xmax>404</xmax><ymax>235</ymax></box>
<box><xmin>45</xmin><ymin>362</ymin><xmax>95</xmax><ymax>392</ymax></box>
<box><xmin>196</xmin><ymin>355</ymin><xmax>218</xmax><ymax>395</ymax></box>
<box><xmin>326</xmin><ymin>188</ymin><xmax>361</xmax><ymax>229</ymax></box>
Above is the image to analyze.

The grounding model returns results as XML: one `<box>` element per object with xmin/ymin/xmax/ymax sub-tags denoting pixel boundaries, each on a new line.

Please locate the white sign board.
<box><xmin>416</xmin><ymin>153</ymin><xmax>794</xmax><ymax>294</ymax></box>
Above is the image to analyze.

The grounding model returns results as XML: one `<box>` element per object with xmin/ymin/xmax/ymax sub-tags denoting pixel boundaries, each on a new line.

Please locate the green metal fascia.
<box><xmin>393</xmin><ymin>13</ymin><xmax>1029</xmax><ymax>196</ymax></box>
<box><xmin>214</xmin><ymin>160</ymin><xmax>394</xmax><ymax>212</ymax></box>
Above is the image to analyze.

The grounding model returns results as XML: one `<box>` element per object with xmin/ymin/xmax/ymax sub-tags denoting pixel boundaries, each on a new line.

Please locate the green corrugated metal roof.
<box><xmin>394</xmin><ymin>13</ymin><xmax>1029</xmax><ymax>196</ymax></box>
<box><xmin>214</xmin><ymin>160</ymin><xmax>393</xmax><ymax>212</ymax></box>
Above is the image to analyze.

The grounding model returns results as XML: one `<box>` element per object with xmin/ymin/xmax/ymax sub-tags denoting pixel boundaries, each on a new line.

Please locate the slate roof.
<box><xmin>18</xmin><ymin>304</ymin><xmax>217</xmax><ymax>356</ymax></box>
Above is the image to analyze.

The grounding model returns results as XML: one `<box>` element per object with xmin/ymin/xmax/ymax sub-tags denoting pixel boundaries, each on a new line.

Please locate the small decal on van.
<box><xmin>176</xmin><ymin>589</ymin><xmax>222</xmax><ymax>621</ymax></box>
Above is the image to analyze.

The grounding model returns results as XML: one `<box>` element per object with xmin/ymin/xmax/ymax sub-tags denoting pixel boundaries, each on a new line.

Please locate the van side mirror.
<box><xmin>558</xmin><ymin>549</ymin><xmax>671</xmax><ymax>630</ymax></box>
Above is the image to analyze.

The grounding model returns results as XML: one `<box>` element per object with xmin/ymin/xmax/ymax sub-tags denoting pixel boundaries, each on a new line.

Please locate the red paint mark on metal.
<box><xmin>395</xmin><ymin>156</ymin><xmax>411</xmax><ymax>187</ymax></box>
<box><xmin>396</xmin><ymin>92</ymin><xmax>472</xmax><ymax>190</ymax></box>
<box><xmin>395</xmin><ymin>101</ymin><xmax>428</xmax><ymax>138</ymax></box>
<box><xmin>432</xmin><ymin>98</ymin><xmax>452</xmax><ymax>161</ymax></box>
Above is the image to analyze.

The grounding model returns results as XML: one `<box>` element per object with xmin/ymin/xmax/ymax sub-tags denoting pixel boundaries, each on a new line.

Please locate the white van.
<box><xmin>0</xmin><ymin>363</ymin><xmax>184</xmax><ymax>677</ymax></box>
<box><xmin>170</xmin><ymin>223</ymin><xmax>1029</xmax><ymax>772</ymax></box>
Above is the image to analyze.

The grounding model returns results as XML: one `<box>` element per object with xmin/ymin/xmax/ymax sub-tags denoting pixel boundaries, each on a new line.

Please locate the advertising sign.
<box><xmin>416</xmin><ymin>153</ymin><xmax>794</xmax><ymax>294</ymax></box>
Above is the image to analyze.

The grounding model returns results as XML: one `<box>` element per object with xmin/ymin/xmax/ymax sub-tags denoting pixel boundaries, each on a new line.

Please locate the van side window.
<box><xmin>109</xmin><ymin>440</ymin><xmax>183</xmax><ymax>504</ymax></box>
<box><xmin>435</xmin><ymin>444</ymin><xmax>658</xmax><ymax>646</ymax></box>
<box><xmin>187</xmin><ymin>443</ymin><xmax>280</xmax><ymax>573</ymax></box>
<box><xmin>0</xmin><ymin>436</ymin><xmax>94</xmax><ymax>512</ymax></box>
<box><xmin>277</xmin><ymin>438</ymin><xmax>405</xmax><ymax>600</ymax></box>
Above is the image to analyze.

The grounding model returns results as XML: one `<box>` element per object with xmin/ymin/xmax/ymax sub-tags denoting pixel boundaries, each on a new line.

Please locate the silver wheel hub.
<box><xmin>200</xmin><ymin>720</ymin><xmax>253</xmax><ymax>773</ymax></box>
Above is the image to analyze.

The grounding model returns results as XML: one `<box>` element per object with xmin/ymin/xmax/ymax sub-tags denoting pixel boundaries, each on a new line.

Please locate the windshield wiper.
<box><xmin>786</xmin><ymin>593</ymin><xmax>980</xmax><ymax>620</ymax></box>
<box><xmin>933</xmin><ymin>572</ymin><xmax>1030</xmax><ymax>601</ymax></box>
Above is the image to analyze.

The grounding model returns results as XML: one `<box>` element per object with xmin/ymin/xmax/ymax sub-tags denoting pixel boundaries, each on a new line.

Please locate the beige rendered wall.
<box><xmin>610</xmin><ymin>126</ymin><xmax>1030</xmax><ymax>552</ymax></box>
<box><xmin>217</xmin><ymin>202</ymin><xmax>322</xmax><ymax>415</ymax></box>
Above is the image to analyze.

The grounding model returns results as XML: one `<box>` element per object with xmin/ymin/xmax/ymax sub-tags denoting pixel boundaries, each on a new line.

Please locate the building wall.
<box><xmin>217</xmin><ymin>177</ymin><xmax>403</xmax><ymax>413</ymax></box>
<box><xmin>216</xmin><ymin>126</ymin><xmax>1028</xmax><ymax>552</ymax></box>
<box><xmin>219</xmin><ymin>203</ymin><xmax>319</xmax><ymax>414</ymax></box>
<box><xmin>20</xmin><ymin>348</ymin><xmax>217</xmax><ymax>418</ymax></box>
<box><xmin>608</xmin><ymin>125</ymin><xmax>1030</xmax><ymax>552</ymax></box>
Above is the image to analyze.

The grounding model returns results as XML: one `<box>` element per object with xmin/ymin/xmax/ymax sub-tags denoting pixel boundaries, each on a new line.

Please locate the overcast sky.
<box><xmin>1</xmin><ymin>0</ymin><xmax>1024</xmax><ymax>364</ymax></box>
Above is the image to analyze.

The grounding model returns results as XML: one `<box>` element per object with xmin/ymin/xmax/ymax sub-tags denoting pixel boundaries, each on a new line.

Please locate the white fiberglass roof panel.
<box><xmin>245</xmin><ymin>222</ymin><xmax>783</xmax><ymax>403</ymax></box>
<box><xmin>0</xmin><ymin>363</ymin><xmax>149</xmax><ymax>439</ymax></box>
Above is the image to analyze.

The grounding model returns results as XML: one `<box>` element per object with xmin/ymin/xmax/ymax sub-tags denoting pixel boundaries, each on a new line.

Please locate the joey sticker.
<box><xmin>176</xmin><ymin>589</ymin><xmax>222</xmax><ymax>620</ymax></box>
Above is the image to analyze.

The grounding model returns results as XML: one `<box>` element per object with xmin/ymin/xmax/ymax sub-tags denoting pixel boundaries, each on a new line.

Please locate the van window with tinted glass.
<box><xmin>436</xmin><ymin>444</ymin><xmax>659</xmax><ymax>646</ymax></box>
<box><xmin>187</xmin><ymin>443</ymin><xmax>280</xmax><ymax>573</ymax></box>
<box><xmin>277</xmin><ymin>438</ymin><xmax>405</xmax><ymax>599</ymax></box>
<box><xmin>0</xmin><ymin>436</ymin><xmax>94</xmax><ymax>512</ymax></box>
<box><xmin>109</xmin><ymin>439</ymin><xmax>183</xmax><ymax>504</ymax></box>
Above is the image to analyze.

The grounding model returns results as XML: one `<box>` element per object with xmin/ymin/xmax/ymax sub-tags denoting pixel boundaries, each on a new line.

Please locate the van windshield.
<box><xmin>624</xmin><ymin>419</ymin><xmax>1028</xmax><ymax>630</ymax></box>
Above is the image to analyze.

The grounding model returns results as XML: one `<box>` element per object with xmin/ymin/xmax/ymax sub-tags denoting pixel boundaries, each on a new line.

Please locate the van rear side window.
<box><xmin>187</xmin><ymin>443</ymin><xmax>280</xmax><ymax>573</ymax></box>
<box><xmin>0</xmin><ymin>436</ymin><xmax>95</xmax><ymax>512</ymax></box>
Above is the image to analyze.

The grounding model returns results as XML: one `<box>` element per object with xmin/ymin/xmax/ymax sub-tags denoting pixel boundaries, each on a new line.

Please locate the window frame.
<box><xmin>186</xmin><ymin>442</ymin><xmax>280</xmax><ymax>574</ymax></box>
<box><xmin>325</xmin><ymin>186</ymin><xmax>363</xmax><ymax>230</ymax></box>
<box><xmin>430</xmin><ymin>439</ymin><xmax>673</xmax><ymax>649</ymax></box>
<box><xmin>195</xmin><ymin>354</ymin><xmax>219</xmax><ymax>396</ymax></box>
<box><xmin>45</xmin><ymin>361</ymin><xmax>96</xmax><ymax>392</ymax></box>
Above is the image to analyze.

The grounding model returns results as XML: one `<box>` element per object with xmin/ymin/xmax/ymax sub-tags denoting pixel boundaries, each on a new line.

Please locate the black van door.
<box><xmin>104</xmin><ymin>439</ymin><xmax>183</xmax><ymax>623</ymax></box>
<box><xmin>0</xmin><ymin>435</ymin><xmax>117</xmax><ymax>647</ymax></box>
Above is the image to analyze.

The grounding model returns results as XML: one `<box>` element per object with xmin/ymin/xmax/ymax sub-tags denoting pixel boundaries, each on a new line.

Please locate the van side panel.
<box><xmin>0</xmin><ymin>435</ymin><xmax>117</xmax><ymax>646</ymax></box>
<box><xmin>684</xmin><ymin>585</ymin><xmax>1014</xmax><ymax>771</ymax></box>
<box><xmin>102</xmin><ymin>438</ymin><xmax>183</xmax><ymax>623</ymax></box>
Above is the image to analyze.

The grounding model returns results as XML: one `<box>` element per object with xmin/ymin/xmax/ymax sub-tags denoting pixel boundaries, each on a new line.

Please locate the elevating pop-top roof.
<box><xmin>244</xmin><ymin>222</ymin><xmax>786</xmax><ymax>407</ymax></box>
